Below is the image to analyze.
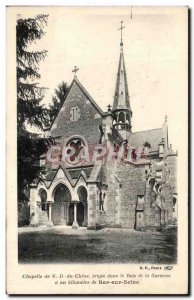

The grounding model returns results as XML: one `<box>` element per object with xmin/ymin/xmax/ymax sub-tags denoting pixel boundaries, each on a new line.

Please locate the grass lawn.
<box><xmin>18</xmin><ymin>226</ymin><xmax>177</xmax><ymax>264</ymax></box>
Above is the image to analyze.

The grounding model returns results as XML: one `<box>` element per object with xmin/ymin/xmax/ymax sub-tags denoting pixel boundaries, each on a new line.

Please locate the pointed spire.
<box><xmin>112</xmin><ymin>21</ymin><xmax>131</xmax><ymax>112</ymax></box>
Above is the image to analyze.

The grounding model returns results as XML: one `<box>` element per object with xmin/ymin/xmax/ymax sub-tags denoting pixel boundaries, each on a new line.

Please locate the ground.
<box><xmin>18</xmin><ymin>226</ymin><xmax>177</xmax><ymax>264</ymax></box>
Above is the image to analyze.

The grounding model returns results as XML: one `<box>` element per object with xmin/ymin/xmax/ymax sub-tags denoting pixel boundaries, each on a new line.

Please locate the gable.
<box><xmin>55</xmin><ymin>168</ymin><xmax>65</xmax><ymax>180</ymax></box>
<box><xmin>50</xmin><ymin>79</ymin><xmax>103</xmax><ymax>145</ymax></box>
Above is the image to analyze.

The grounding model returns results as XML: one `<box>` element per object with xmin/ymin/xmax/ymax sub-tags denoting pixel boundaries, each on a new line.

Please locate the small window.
<box><xmin>137</xmin><ymin>195</ymin><xmax>144</xmax><ymax>204</ymax></box>
<box><xmin>138</xmin><ymin>214</ymin><xmax>142</xmax><ymax>219</ymax></box>
<box><xmin>70</xmin><ymin>106</ymin><xmax>80</xmax><ymax>122</ymax></box>
<box><xmin>159</xmin><ymin>144</ymin><xmax>164</xmax><ymax>157</ymax></box>
<box><xmin>156</xmin><ymin>171</ymin><xmax>162</xmax><ymax>179</ymax></box>
<box><xmin>159</xmin><ymin>144</ymin><xmax>164</xmax><ymax>153</ymax></box>
<box><xmin>99</xmin><ymin>191</ymin><xmax>106</xmax><ymax>211</ymax></box>
<box><xmin>40</xmin><ymin>158</ymin><xmax>45</xmax><ymax>167</ymax></box>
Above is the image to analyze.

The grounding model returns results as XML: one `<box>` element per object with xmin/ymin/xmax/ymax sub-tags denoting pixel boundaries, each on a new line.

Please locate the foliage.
<box><xmin>17</xmin><ymin>15</ymin><xmax>69</xmax><ymax>205</ymax></box>
<box><xmin>17</xmin><ymin>14</ymin><xmax>50</xmax><ymax>201</ymax></box>
<box><xmin>17</xmin><ymin>14</ymin><xmax>50</xmax><ymax>132</ymax></box>
<box><xmin>49</xmin><ymin>81</ymin><xmax>68</xmax><ymax>124</ymax></box>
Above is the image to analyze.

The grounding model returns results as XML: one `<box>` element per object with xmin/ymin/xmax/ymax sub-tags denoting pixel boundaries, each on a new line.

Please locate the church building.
<box><xmin>29</xmin><ymin>24</ymin><xmax>178</xmax><ymax>230</ymax></box>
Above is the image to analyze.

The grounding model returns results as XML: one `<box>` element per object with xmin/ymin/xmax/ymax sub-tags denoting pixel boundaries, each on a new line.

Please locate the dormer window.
<box><xmin>70</xmin><ymin>106</ymin><xmax>80</xmax><ymax>122</ymax></box>
<box><xmin>156</xmin><ymin>170</ymin><xmax>162</xmax><ymax>179</ymax></box>
<box><xmin>40</xmin><ymin>158</ymin><xmax>46</xmax><ymax>167</ymax></box>
<box><xmin>39</xmin><ymin>154</ymin><xmax>46</xmax><ymax>167</ymax></box>
<box><xmin>159</xmin><ymin>144</ymin><xmax>164</xmax><ymax>157</ymax></box>
<box><xmin>137</xmin><ymin>195</ymin><xmax>144</xmax><ymax>204</ymax></box>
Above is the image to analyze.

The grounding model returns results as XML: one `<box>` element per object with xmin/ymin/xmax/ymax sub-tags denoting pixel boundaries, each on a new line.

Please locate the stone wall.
<box><xmin>144</xmin><ymin>182</ymin><xmax>157</xmax><ymax>227</ymax></box>
<box><xmin>102</xmin><ymin>161</ymin><xmax>117</xmax><ymax>226</ymax></box>
<box><xmin>165</xmin><ymin>154</ymin><xmax>177</xmax><ymax>195</ymax></box>
<box><xmin>102</xmin><ymin>160</ymin><xmax>146</xmax><ymax>228</ymax></box>
<box><xmin>118</xmin><ymin>163</ymin><xmax>143</xmax><ymax>228</ymax></box>
<box><xmin>87</xmin><ymin>183</ymin><xmax>98</xmax><ymax>229</ymax></box>
<box><xmin>162</xmin><ymin>184</ymin><xmax>173</xmax><ymax>223</ymax></box>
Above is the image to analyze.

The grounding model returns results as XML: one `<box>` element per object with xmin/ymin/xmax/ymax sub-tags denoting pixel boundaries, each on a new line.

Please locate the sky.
<box><xmin>16</xmin><ymin>6</ymin><xmax>188</xmax><ymax>150</ymax></box>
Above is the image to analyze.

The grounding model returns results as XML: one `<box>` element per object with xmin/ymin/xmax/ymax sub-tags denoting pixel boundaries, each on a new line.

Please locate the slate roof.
<box><xmin>67</xmin><ymin>167</ymin><xmax>93</xmax><ymax>180</ymax></box>
<box><xmin>44</xmin><ymin>171</ymin><xmax>56</xmax><ymax>181</ymax></box>
<box><xmin>128</xmin><ymin>128</ymin><xmax>163</xmax><ymax>153</ymax></box>
<box><xmin>74</xmin><ymin>78</ymin><xmax>103</xmax><ymax>115</ymax></box>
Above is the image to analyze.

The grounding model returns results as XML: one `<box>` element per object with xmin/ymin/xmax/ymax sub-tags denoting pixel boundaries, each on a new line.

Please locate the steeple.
<box><xmin>112</xmin><ymin>21</ymin><xmax>132</xmax><ymax>139</ymax></box>
<box><xmin>112</xmin><ymin>46</ymin><xmax>131</xmax><ymax>111</ymax></box>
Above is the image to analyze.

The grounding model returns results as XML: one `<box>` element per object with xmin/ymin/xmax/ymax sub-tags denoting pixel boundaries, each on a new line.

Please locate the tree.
<box><xmin>17</xmin><ymin>14</ymin><xmax>50</xmax><ymax>205</ymax></box>
<box><xmin>49</xmin><ymin>81</ymin><xmax>68</xmax><ymax>123</ymax></box>
<box><xmin>17</xmin><ymin>14</ymin><xmax>49</xmax><ymax>132</ymax></box>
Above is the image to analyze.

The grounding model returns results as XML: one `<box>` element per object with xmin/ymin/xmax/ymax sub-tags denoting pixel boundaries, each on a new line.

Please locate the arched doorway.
<box><xmin>77</xmin><ymin>186</ymin><xmax>88</xmax><ymax>227</ymax></box>
<box><xmin>77</xmin><ymin>202</ymin><xmax>84</xmax><ymax>226</ymax></box>
<box><xmin>52</xmin><ymin>184</ymin><xmax>71</xmax><ymax>225</ymax></box>
<box><xmin>68</xmin><ymin>203</ymin><xmax>74</xmax><ymax>226</ymax></box>
<box><xmin>38</xmin><ymin>189</ymin><xmax>47</xmax><ymax>212</ymax></box>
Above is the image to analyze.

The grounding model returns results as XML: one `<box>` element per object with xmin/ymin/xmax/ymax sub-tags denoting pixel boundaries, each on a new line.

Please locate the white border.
<box><xmin>1</xmin><ymin>1</ymin><xmax>193</xmax><ymax>299</ymax></box>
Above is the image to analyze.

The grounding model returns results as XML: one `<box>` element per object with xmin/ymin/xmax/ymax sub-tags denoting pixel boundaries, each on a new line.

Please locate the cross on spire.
<box><xmin>72</xmin><ymin>66</ymin><xmax>79</xmax><ymax>77</ymax></box>
<box><xmin>118</xmin><ymin>21</ymin><xmax>125</xmax><ymax>47</ymax></box>
<box><xmin>107</xmin><ymin>104</ymin><xmax>112</xmax><ymax>112</ymax></box>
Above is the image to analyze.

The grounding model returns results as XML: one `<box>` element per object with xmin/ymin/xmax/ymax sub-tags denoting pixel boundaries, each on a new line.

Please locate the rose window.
<box><xmin>65</xmin><ymin>138</ymin><xmax>85</xmax><ymax>165</ymax></box>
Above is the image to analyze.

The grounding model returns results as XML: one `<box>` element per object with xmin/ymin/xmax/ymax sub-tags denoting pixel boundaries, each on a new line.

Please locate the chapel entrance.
<box><xmin>68</xmin><ymin>203</ymin><xmax>74</xmax><ymax>226</ymax></box>
<box><xmin>77</xmin><ymin>186</ymin><xmax>88</xmax><ymax>227</ymax></box>
<box><xmin>52</xmin><ymin>184</ymin><xmax>71</xmax><ymax>225</ymax></box>
<box><xmin>68</xmin><ymin>186</ymin><xmax>88</xmax><ymax>227</ymax></box>
<box><xmin>39</xmin><ymin>189</ymin><xmax>47</xmax><ymax>212</ymax></box>
<box><xmin>38</xmin><ymin>189</ymin><xmax>49</xmax><ymax>225</ymax></box>
<box><xmin>77</xmin><ymin>202</ymin><xmax>84</xmax><ymax>226</ymax></box>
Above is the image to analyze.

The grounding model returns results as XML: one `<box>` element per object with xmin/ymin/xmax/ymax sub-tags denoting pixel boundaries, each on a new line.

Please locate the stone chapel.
<box><xmin>28</xmin><ymin>24</ymin><xmax>178</xmax><ymax>230</ymax></box>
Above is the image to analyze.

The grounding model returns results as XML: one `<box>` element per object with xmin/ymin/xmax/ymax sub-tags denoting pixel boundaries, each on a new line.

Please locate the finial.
<box><xmin>118</xmin><ymin>21</ymin><xmax>125</xmax><ymax>49</ymax></box>
<box><xmin>165</xmin><ymin>115</ymin><xmax>168</xmax><ymax>123</ymax></box>
<box><xmin>107</xmin><ymin>104</ymin><xmax>112</xmax><ymax>112</ymax></box>
<box><xmin>72</xmin><ymin>66</ymin><xmax>79</xmax><ymax>77</ymax></box>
